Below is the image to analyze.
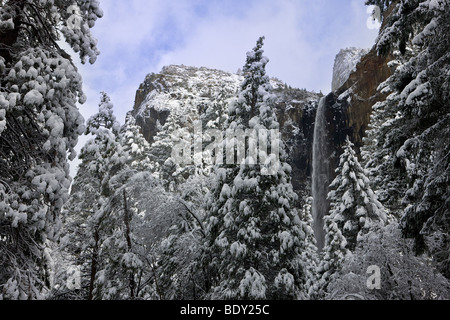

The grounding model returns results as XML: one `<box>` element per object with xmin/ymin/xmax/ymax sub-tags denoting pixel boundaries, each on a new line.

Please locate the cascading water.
<box><xmin>312</xmin><ymin>96</ymin><xmax>330</xmax><ymax>251</ymax></box>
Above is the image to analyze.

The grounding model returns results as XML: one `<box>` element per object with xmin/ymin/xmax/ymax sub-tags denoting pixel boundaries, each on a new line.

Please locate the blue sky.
<box><xmin>68</xmin><ymin>0</ymin><xmax>380</xmax><ymax>176</ymax></box>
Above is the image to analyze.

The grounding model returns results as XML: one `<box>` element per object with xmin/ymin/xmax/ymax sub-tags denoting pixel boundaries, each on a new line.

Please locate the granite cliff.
<box><xmin>131</xmin><ymin>65</ymin><xmax>321</xmax><ymax>197</ymax></box>
<box><xmin>130</xmin><ymin>44</ymin><xmax>393</xmax><ymax>201</ymax></box>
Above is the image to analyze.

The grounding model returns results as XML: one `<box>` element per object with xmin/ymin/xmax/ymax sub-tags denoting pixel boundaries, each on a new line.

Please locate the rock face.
<box><xmin>131</xmin><ymin>65</ymin><xmax>321</xmax><ymax>197</ymax></box>
<box><xmin>331</xmin><ymin>47</ymin><xmax>369</xmax><ymax>92</ymax></box>
<box><xmin>312</xmin><ymin>46</ymin><xmax>394</xmax><ymax>205</ymax></box>
<box><xmin>130</xmin><ymin>46</ymin><xmax>393</xmax><ymax>201</ymax></box>
<box><xmin>330</xmin><ymin>47</ymin><xmax>394</xmax><ymax>153</ymax></box>
<box><xmin>132</xmin><ymin>65</ymin><xmax>242</xmax><ymax>144</ymax></box>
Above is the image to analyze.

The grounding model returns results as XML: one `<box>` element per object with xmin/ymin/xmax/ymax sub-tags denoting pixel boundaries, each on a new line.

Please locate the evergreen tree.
<box><xmin>317</xmin><ymin>214</ymin><xmax>350</xmax><ymax>297</ymax></box>
<box><xmin>0</xmin><ymin>0</ymin><xmax>102</xmax><ymax>299</ymax></box>
<box><xmin>328</xmin><ymin>137</ymin><xmax>387</xmax><ymax>251</ymax></box>
<box><xmin>363</xmin><ymin>0</ymin><xmax>450</xmax><ymax>277</ymax></box>
<box><xmin>93</xmin><ymin>113</ymin><xmax>160</xmax><ymax>300</ymax></box>
<box><xmin>64</xmin><ymin>102</ymin><xmax>207</xmax><ymax>300</ymax></box>
<box><xmin>203</xmin><ymin>37</ymin><xmax>315</xmax><ymax>300</ymax></box>
<box><xmin>61</xmin><ymin>92</ymin><xmax>124</xmax><ymax>300</ymax></box>
<box><xmin>119</xmin><ymin>113</ymin><xmax>153</xmax><ymax>172</ymax></box>
<box><xmin>299</xmin><ymin>197</ymin><xmax>319</xmax><ymax>297</ymax></box>
<box><xmin>150</xmin><ymin>112</ymin><xmax>193</xmax><ymax>190</ymax></box>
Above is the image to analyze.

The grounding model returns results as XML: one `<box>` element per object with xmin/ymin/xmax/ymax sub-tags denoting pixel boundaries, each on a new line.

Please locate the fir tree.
<box><xmin>328</xmin><ymin>137</ymin><xmax>387</xmax><ymax>251</ymax></box>
<box><xmin>299</xmin><ymin>197</ymin><xmax>319</xmax><ymax>297</ymax></box>
<box><xmin>62</xmin><ymin>92</ymin><xmax>124</xmax><ymax>300</ymax></box>
<box><xmin>120</xmin><ymin>113</ymin><xmax>153</xmax><ymax>172</ymax></box>
<box><xmin>0</xmin><ymin>0</ymin><xmax>102</xmax><ymax>299</ymax></box>
<box><xmin>150</xmin><ymin>112</ymin><xmax>193</xmax><ymax>190</ymax></box>
<box><xmin>363</xmin><ymin>0</ymin><xmax>450</xmax><ymax>277</ymax></box>
<box><xmin>203</xmin><ymin>37</ymin><xmax>316</xmax><ymax>300</ymax></box>
<box><xmin>317</xmin><ymin>214</ymin><xmax>350</xmax><ymax>297</ymax></box>
<box><xmin>94</xmin><ymin>113</ymin><xmax>160</xmax><ymax>300</ymax></box>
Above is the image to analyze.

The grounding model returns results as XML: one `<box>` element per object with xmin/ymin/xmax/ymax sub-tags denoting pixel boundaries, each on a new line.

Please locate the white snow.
<box><xmin>0</xmin><ymin>108</ymin><xmax>6</xmax><ymax>135</ymax></box>
<box><xmin>230</xmin><ymin>241</ymin><xmax>247</xmax><ymax>258</ymax></box>
<box><xmin>23</xmin><ymin>89</ymin><xmax>44</xmax><ymax>106</ymax></box>
<box><xmin>332</xmin><ymin>48</ymin><xmax>369</xmax><ymax>92</ymax></box>
<box><xmin>239</xmin><ymin>268</ymin><xmax>266</xmax><ymax>299</ymax></box>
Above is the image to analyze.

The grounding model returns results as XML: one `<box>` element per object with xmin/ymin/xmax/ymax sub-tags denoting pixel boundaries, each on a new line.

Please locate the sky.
<box><xmin>68</xmin><ymin>0</ymin><xmax>380</xmax><ymax>177</ymax></box>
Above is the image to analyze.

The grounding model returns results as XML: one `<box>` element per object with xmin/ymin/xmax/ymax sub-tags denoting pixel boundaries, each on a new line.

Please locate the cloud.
<box><xmin>153</xmin><ymin>0</ymin><xmax>378</xmax><ymax>94</ymax></box>
<box><xmin>78</xmin><ymin>0</ymin><xmax>379</xmax><ymax>119</ymax></box>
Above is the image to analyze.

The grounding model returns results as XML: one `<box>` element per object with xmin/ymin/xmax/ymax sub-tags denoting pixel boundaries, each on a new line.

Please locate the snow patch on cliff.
<box><xmin>332</xmin><ymin>48</ymin><xmax>369</xmax><ymax>92</ymax></box>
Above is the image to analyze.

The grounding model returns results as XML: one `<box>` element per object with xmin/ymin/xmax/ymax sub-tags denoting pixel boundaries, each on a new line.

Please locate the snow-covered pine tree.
<box><xmin>0</xmin><ymin>0</ymin><xmax>102</xmax><ymax>299</ymax></box>
<box><xmin>92</xmin><ymin>113</ymin><xmax>162</xmax><ymax>300</ymax></box>
<box><xmin>363</xmin><ymin>0</ymin><xmax>450</xmax><ymax>278</ymax></box>
<box><xmin>61</xmin><ymin>92</ymin><xmax>124</xmax><ymax>300</ymax></box>
<box><xmin>299</xmin><ymin>197</ymin><xmax>319</xmax><ymax>297</ymax></box>
<box><xmin>317</xmin><ymin>214</ymin><xmax>350</xmax><ymax>298</ymax></box>
<box><xmin>150</xmin><ymin>112</ymin><xmax>193</xmax><ymax>190</ymax></box>
<box><xmin>203</xmin><ymin>37</ymin><xmax>316</xmax><ymax>300</ymax></box>
<box><xmin>84</xmin><ymin>109</ymin><xmax>205</xmax><ymax>300</ymax></box>
<box><xmin>119</xmin><ymin>113</ymin><xmax>153</xmax><ymax>173</ymax></box>
<box><xmin>328</xmin><ymin>137</ymin><xmax>387</xmax><ymax>251</ymax></box>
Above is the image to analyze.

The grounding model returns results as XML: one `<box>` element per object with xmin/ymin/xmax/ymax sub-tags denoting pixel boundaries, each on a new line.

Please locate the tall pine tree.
<box><xmin>328</xmin><ymin>137</ymin><xmax>387</xmax><ymax>251</ymax></box>
<box><xmin>0</xmin><ymin>0</ymin><xmax>102</xmax><ymax>299</ymax></box>
<box><xmin>62</xmin><ymin>92</ymin><xmax>124</xmax><ymax>300</ymax></box>
<box><xmin>316</xmin><ymin>214</ymin><xmax>350</xmax><ymax>298</ymax></box>
<box><xmin>363</xmin><ymin>0</ymin><xmax>450</xmax><ymax>278</ymax></box>
<box><xmin>203</xmin><ymin>37</ymin><xmax>316</xmax><ymax>300</ymax></box>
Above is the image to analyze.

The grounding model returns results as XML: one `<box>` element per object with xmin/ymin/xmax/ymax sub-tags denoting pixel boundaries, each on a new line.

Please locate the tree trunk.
<box><xmin>88</xmin><ymin>226</ymin><xmax>100</xmax><ymax>300</ymax></box>
<box><xmin>123</xmin><ymin>189</ymin><xmax>136</xmax><ymax>299</ymax></box>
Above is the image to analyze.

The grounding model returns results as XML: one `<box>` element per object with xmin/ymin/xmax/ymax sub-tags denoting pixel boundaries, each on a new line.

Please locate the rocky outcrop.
<box><xmin>327</xmin><ymin>2</ymin><xmax>397</xmax><ymax>156</ymax></box>
<box><xmin>322</xmin><ymin>46</ymin><xmax>395</xmax><ymax>170</ymax></box>
<box><xmin>335</xmin><ymin>48</ymin><xmax>394</xmax><ymax>149</ymax></box>
<box><xmin>132</xmin><ymin>65</ymin><xmax>242</xmax><ymax>142</ymax></box>
<box><xmin>273</xmin><ymin>87</ymin><xmax>319</xmax><ymax>194</ymax></box>
<box><xmin>130</xmin><ymin>42</ymin><xmax>393</xmax><ymax>199</ymax></box>
<box><xmin>332</xmin><ymin>47</ymin><xmax>369</xmax><ymax>92</ymax></box>
<box><xmin>131</xmin><ymin>65</ymin><xmax>321</xmax><ymax>197</ymax></box>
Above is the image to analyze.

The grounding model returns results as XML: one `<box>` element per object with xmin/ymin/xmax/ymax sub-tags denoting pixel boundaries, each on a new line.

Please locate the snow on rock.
<box><xmin>332</xmin><ymin>48</ymin><xmax>369</xmax><ymax>92</ymax></box>
<box><xmin>134</xmin><ymin>65</ymin><xmax>242</xmax><ymax>119</ymax></box>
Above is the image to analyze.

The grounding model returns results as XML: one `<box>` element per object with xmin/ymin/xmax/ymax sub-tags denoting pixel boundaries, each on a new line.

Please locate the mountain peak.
<box><xmin>332</xmin><ymin>47</ymin><xmax>369</xmax><ymax>92</ymax></box>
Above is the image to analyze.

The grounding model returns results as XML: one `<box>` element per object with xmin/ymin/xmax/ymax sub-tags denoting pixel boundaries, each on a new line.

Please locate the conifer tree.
<box><xmin>94</xmin><ymin>113</ymin><xmax>158</xmax><ymax>300</ymax></box>
<box><xmin>62</xmin><ymin>92</ymin><xmax>124</xmax><ymax>300</ymax></box>
<box><xmin>0</xmin><ymin>0</ymin><xmax>102</xmax><ymax>299</ymax></box>
<box><xmin>120</xmin><ymin>113</ymin><xmax>153</xmax><ymax>172</ymax></box>
<box><xmin>363</xmin><ymin>0</ymin><xmax>450</xmax><ymax>277</ymax></box>
<box><xmin>317</xmin><ymin>214</ymin><xmax>350</xmax><ymax>297</ymax></box>
<box><xmin>299</xmin><ymin>197</ymin><xmax>319</xmax><ymax>297</ymax></box>
<box><xmin>328</xmin><ymin>137</ymin><xmax>387</xmax><ymax>251</ymax></box>
<box><xmin>203</xmin><ymin>37</ymin><xmax>315</xmax><ymax>300</ymax></box>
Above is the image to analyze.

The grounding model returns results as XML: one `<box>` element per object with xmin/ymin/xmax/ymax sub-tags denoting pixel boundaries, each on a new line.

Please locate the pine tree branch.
<box><xmin>178</xmin><ymin>199</ymin><xmax>205</xmax><ymax>237</ymax></box>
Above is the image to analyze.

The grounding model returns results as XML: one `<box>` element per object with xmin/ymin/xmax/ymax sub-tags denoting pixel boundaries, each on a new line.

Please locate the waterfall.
<box><xmin>312</xmin><ymin>96</ymin><xmax>330</xmax><ymax>251</ymax></box>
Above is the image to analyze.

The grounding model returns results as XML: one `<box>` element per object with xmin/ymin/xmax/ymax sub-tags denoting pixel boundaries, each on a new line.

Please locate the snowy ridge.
<box><xmin>135</xmin><ymin>65</ymin><xmax>242</xmax><ymax>117</ymax></box>
<box><xmin>135</xmin><ymin>65</ymin><xmax>290</xmax><ymax>117</ymax></box>
<box><xmin>131</xmin><ymin>64</ymin><xmax>321</xmax><ymax>189</ymax></box>
<box><xmin>133</xmin><ymin>64</ymin><xmax>319</xmax><ymax>141</ymax></box>
<box><xmin>331</xmin><ymin>47</ymin><xmax>369</xmax><ymax>92</ymax></box>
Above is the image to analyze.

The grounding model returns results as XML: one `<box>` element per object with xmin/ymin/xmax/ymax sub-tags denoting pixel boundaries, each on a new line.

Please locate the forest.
<box><xmin>0</xmin><ymin>0</ymin><xmax>449</xmax><ymax>301</ymax></box>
